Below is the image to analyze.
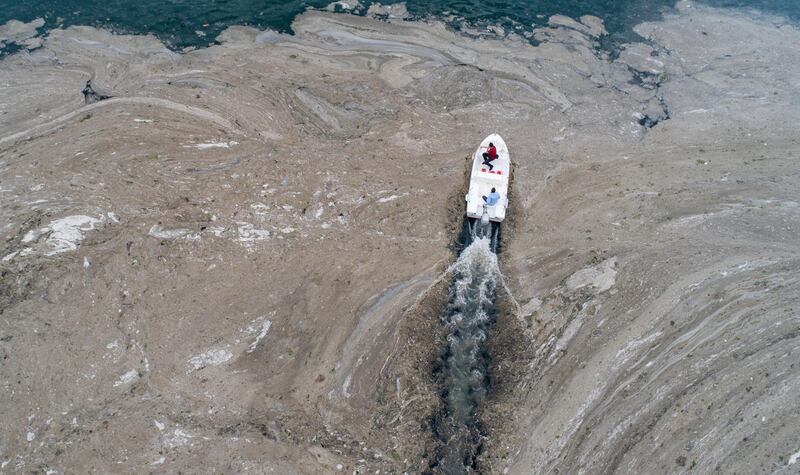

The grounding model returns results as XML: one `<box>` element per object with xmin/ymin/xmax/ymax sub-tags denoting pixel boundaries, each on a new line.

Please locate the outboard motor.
<box><xmin>480</xmin><ymin>207</ymin><xmax>490</xmax><ymax>226</ymax></box>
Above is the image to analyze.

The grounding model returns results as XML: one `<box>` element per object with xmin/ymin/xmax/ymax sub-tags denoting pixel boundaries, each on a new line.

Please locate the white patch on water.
<box><xmin>521</xmin><ymin>297</ymin><xmax>542</xmax><ymax>316</ymax></box>
<box><xmin>250</xmin><ymin>203</ymin><xmax>269</xmax><ymax>215</ymax></box>
<box><xmin>670</xmin><ymin>212</ymin><xmax>717</xmax><ymax>227</ymax></box>
<box><xmin>325</xmin><ymin>0</ymin><xmax>361</xmax><ymax>12</ymax></box>
<box><xmin>2</xmin><ymin>251</ymin><xmax>18</xmax><ymax>262</ymax></box>
<box><xmin>613</xmin><ymin>331</ymin><xmax>663</xmax><ymax>368</ymax></box>
<box><xmin>377</xmin><ymin>194</ymin><xmax>401</xmax><ymax>203</ymax></box>
<box><xmin>113</xmin><ymin>369</ymin><xmax>139</xmax><ymax>387</ymax></box>
<box><xmin>565</xmin><ymin>257</ymin><xmax>617</xmax><ymax>293</ymax></box>
<box><xmin>26</xmin><ymin>431</ymin><xmax>35</xmax><ymax>442</ymax></box>
<box><xmin>366</xmin><ymin>2</ymin><xmax>409</xmax><ymax>18</ymax></box>
<box><xmin>83</xmin><ymin>256</ymin><xmax>91</xmax><ymax>268</ymax></box>
<box><xmin>543</xmin><ymin>386</ymin><xmax>603</xmax><ymax>470</ymax></box>
<box><xmin>164</xmin><ymin>428</ymin><xmax>193</xmax><ymax>448</ymax></box>
<box><xmin>148</xmin><ymin>225</ymin><xmax>191</xmax><ymax>239</ymax></box>
<box><xmin>188</xmin><ymin>348</ymin><xmax>233</xmax><ymax>371</ymax></box>
<box><xmin>107</xmin><ymin>212</ymin><xmax>120</xmax><ymax>223</ymax></box>
<box><xmin>154</xmin><ymin>420</ymin><xmax>165</xmax><ymax>431</ymax></box>
<box><xmin>185</xmin><ymin>140</ymin><xmax>239</xmax><ymax>150</ymax></box>
<box><xmin>665</xmin><ymin>200</ymin><xmax>791</xmax><ymax>228</ymax></box>
<box><xmin>788</xmin><ymin>448</ymin><xmax>800</xmax><ymax>465</ymax></box>
<box><xmin>151</xmin><ymin>457</ymin><xmax>165</xmax><ymax>466</ymax></box>
<box><xmin>0</xmin><ymin>18</ymin><xmax>45</xmax><ymax>46</ymax></box>
<box><xmin>549</xmin><ymin>303</ymin><xmax>592</xmax><ymax>364</ymax></box>
<box><xmin>237</xmin><ymin>222</ymin><xmax>270</xmax><ymax>247</ymax></box>
<box><xmin>131</xmin><ymin>340</ymin><xmax>150</xmax><ymax>372</ymax></box>
<box><xmin>247</xmin><ymin>320</ymin><xmax>272</xmax><ymax>353</ymax></box>
<box><xmin>202</xmin><ymin>226</ymin><xmax>224</xmax><ymax>237</ymax></box>
<box><xmin>134</xmin><ymin>118</ymin><xmax>153</xmax><ymax>123</ymax></box>
<box><xmin>45</xmin><ymin>215</ymin><xmax>102</xmax><ymax>255</ymax></box>
<box><xmin>22</xmin><ymin>230</ymin><xmax>40</xmax><ymax>243</ymax></box>
<box><xmin>342</xmin><ymin>374</ymin><xmax>353</xmax><ymax>398</ymax></box>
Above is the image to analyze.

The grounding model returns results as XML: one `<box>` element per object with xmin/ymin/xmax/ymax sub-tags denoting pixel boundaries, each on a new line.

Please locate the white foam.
<box><xmin>148</xmin><ymin>225</ymin><xmax>191</xmax><ymax>239</ymax></box>
<box><xmin>237</xmin><ymin>222</ymin><xmax>270</xmax><ymax>245</ymax></box>
<box><xmin>113</xmin><ymin>369</ymin><xmax>139</xmax><ymax>387</ymax></box>
<box><xmin>45</xmin><ymin>215</ymin><xmax>102</xmax><ymax>255</ymax></box>
<box><xmin>366</xmin><ymin>2</ymin><xmax>409</xmax><ymax>19</ymax></box>
<box><xmin>342</xmin><ymin>374</ymin><xmax>353</xmax><ymax>398</ymax></box>
<box><xmin>206</xmin><ymin>226</ymin><xmax>225</xmax><ymax>237</ymax></box>
<box><xmin>22</xmin><ymin>229</ymin><xmax>40</xmax><ymax>243</ymax></box>
<box><xmin>164</xmin><ymin>428</ymin><xmax>193</xmax><ymax>448</ymax></box>
<box><xmin>186</xmin><ymin>140</ymin><xmax>239</xmax><ymax>150</ymax></box>
<box><xmin>377</xmin><ymin>195</ymin><xmax>400</xmax><ymax>203</ymax></box>
<box><xmin>247</xmin><ymin>320</ymin><xmax>272</xmax><ymax>353</ymax></box>
<box><xmin>325</xmin><ymin>0</ymin><xmax>361</xmax><ymax>12</ymax></box>
<box><xmin>789</xmin><ymin>448</ymin><xmax>800</xmax><ymax>465</ymax></box>
<box><xmin>250</xmin><ymin>203</ymin><xmax>269</xmax><ymax>215</ymax></box>
<box><xmin>188</xmin><ymin>348</ymin><xmax>233</xmax><ymax>371</ymax></box>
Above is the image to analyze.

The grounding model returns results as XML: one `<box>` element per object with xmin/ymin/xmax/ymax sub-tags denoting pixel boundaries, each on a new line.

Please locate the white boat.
<box><xmin>465</xmin><ymin>133</ymin><xmax>510</xmax><ymax>223</ymax></box>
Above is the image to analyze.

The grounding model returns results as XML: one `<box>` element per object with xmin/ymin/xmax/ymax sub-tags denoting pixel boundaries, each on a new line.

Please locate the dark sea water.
<box><xmin>1</xmin><ymin>0</ymin><xmax>798</xmax><ymax>53</ymax></box>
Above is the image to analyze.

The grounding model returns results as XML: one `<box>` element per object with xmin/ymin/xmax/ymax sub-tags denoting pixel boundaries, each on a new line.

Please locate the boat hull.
<box><xmin>465</xmin><ymin>133</ymin><xmax>510</xmax><ymax>223</ymax></box>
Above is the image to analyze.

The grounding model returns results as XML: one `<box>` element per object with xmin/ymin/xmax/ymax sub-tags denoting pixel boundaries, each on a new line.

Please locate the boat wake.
<box><xmin>430</xmin><ymin>228</ymin><xmax>501</xmax><ymax>473</ymax></box>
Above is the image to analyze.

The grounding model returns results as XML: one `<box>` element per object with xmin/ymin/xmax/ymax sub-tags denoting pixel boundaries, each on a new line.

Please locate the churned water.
<box><xmin>2</xmin><ymin>0</ymin><xmax>799</xmax><ymax>55</ymax></box>
<box><xmin>430</xmin><ymin>221</ymin><xmax>501</xmax><ymax>473</ymax></box>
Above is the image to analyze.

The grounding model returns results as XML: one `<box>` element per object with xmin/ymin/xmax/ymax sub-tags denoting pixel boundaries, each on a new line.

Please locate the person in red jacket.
<box><xmin>482</xmin><ymin>142</ymin><xmax>498</xmax><ymax>171</ymax></box>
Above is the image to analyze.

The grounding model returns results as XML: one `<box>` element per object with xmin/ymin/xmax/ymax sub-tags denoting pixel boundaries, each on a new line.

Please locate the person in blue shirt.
<box><xmin>482</xmin><ymin>188</ymin><xmax>501</xmax><ymax>206</ymax></box>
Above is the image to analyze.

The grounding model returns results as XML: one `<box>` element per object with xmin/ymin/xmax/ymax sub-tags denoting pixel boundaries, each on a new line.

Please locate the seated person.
<box><xmin>482</xmin><ymin>188</ymin><xmax>501</xmax><ymax>206</ymax></box>
<box><xmin>482</xmin><ymin>142</ymin><xmax>498</xmax><ymax>170</ymax></box>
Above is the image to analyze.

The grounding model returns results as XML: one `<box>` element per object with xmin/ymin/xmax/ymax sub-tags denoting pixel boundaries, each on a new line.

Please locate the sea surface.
<box><xmin>1</xmin><ymin>0</ymin><xmax>799</xmax><ymax>55</ymax></box>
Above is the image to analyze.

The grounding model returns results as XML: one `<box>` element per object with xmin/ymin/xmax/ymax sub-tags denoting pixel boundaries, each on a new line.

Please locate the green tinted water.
<box><xmin>1</xmin><ymin>0</ymin><xmax>798</xmax><ymax>54</ymax></box>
